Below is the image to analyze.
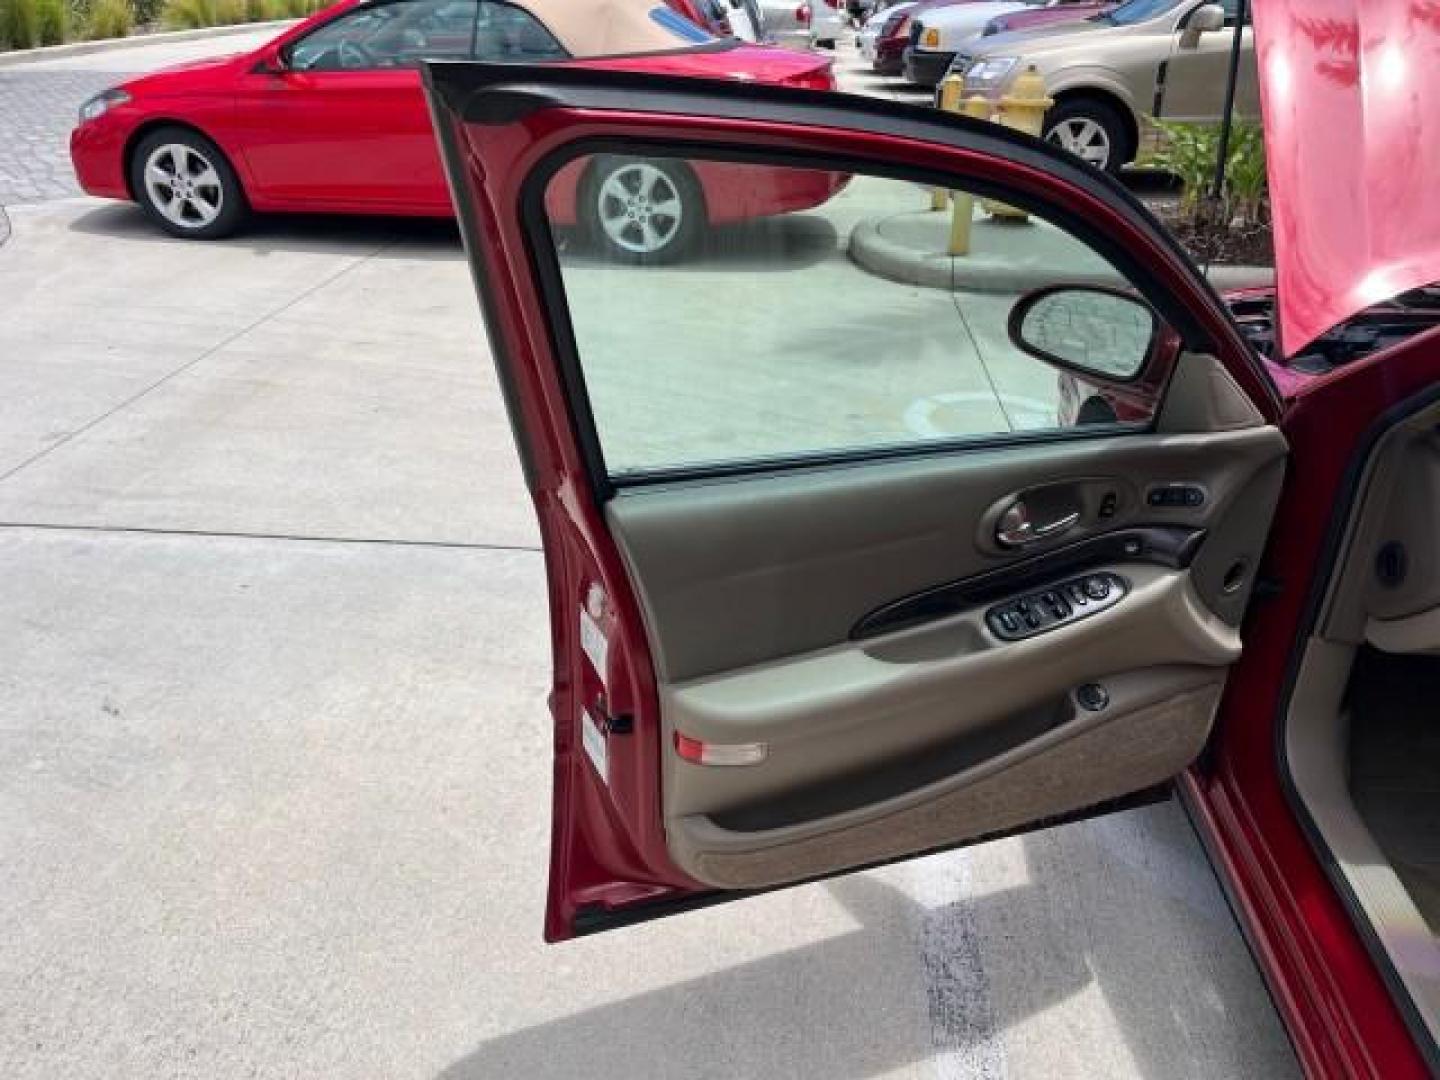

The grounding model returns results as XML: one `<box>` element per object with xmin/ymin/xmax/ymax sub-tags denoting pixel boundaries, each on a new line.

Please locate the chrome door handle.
<box><xmin>996</xmin><ymin>503</ymin><xmax>1080</xmax><ymax>548</ymax></box>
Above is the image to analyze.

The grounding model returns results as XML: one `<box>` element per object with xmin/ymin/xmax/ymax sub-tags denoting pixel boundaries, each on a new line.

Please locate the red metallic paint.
<box><xmin>68</xmin><ymin>0</ymin><xmax>835</xmax><ymax>222</ymax></box>
<box><xmin>435</xmin><ymin>71</ymin><xmax>1440</xmax><ymax>1069</ymax></box>
<box><xmin>1254</xmin><ymin>0</ymin><xmax>1440</xmax><ymax>358</ymax></box>
<box><xmin>1182</xmin><ymin>322</ymin><xmax>1440</xmax><ymax>1078</ymax></box>
<box><xmin>430</xmin><ymin>94</ymin><xmax>1282</xmax><ymax>939</ymax></box>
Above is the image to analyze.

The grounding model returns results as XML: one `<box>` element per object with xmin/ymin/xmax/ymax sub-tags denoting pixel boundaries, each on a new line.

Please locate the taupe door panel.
<box><xmin>663</xmin><ymin>563</ymin><xmax>1237</xmax><ymax>819</ymax></box>
<box><xmin>607</xmin><ymin>423</ymin><xmax>1285</xmax><ymax>891</ymax></box>
<box><xmin>609</xmin><ymin>425</ymin><xmax>1286</xmax><ymax>682</ymax></box>
<box><xmin>671</xmin><ymin>668</ymin><xmax>1223</xmax><ymax>889</ymax></box>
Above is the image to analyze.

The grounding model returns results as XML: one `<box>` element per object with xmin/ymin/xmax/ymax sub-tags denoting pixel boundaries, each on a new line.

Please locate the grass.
<box><xmin>1</xmin><ymin>0</ymin><xmax>68</xmax><ymax>47</ymax></box>
<box><xmin>160</xmin><ymin>0</ymin><xmax>302</xmax><ymax>28</ymax></box>
<box><xmin>83</xmin><ymin>0</ymin><xmax>132</xmax><ymax>38</ymax></box>
<box><xmin>0</xmin><ymin>0</ymin><xmax>303</xmax><ymax>47</ymax></box>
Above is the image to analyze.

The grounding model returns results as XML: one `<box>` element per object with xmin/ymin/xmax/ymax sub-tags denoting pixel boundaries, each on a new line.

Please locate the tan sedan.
<box><xmin>953</xmin><ymin>0</ymin><xmax>1258</xmax><ymax>172</ymax></box>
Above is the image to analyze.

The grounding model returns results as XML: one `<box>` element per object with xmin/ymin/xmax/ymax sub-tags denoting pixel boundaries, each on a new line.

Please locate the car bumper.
<box><xmin>903</xmin><ymin>47</ymin><xmax>954</xmax><ymax>87</ymax></box>
<box><xmin>70</xmin><ymin>117</ymin><xmax>132</xmax><ymax>201</ymax></box>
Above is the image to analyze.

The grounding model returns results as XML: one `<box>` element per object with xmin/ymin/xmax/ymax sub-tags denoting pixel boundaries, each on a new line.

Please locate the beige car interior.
<box><xmin>1286</xmin><ymin>403</ymin><xmax>1440</xmax><ymax>1046</ymax></box>
<box><xmin>607</xmin><ymin>352</ymin><xmax>1288</xmax><ymax>890</ymax></box>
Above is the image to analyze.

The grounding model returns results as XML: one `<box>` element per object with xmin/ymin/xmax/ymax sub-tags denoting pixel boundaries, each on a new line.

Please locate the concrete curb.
<box><xmin>0</xmin><ymin>20</ymin><xmax>295</xmax><ymax>68</ymax></box>
<box><xmin>847</xmin><ymin>211</ymin><xmax>1274</xmax><ymax>293</ymax></box>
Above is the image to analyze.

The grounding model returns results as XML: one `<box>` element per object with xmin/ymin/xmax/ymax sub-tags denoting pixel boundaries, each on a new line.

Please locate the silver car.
<box><xmin>758</xmin><ymin>0</ymin><xmax>815</xmax><ymax>48</ymax></box>
<box><xmin>954</xmin><ymin>0</ymin><xmax>1258</xmax><ymax>173</ymax></box>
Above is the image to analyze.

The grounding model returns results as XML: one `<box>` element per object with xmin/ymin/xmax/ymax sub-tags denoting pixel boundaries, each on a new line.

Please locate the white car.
<box><xmin>903</xmin><ymin>0</ymin><xmax>1035</xmax><ymax>85</ymax></box>
<box><xmin>810</xmin><ymin>0</ymin><xmax>846</xmax><ymax>47</ymax></box>
<box><xmin>720</xmin><ymin>0</ymin><xmax>766</xmax><ymax>41</ymax></box>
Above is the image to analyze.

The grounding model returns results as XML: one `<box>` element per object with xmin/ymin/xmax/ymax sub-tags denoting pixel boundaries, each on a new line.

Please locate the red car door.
<box><xmin>235</xmin><ymin>0</ymin><xmax>517</xmax><ymax>211</ymax></box>
<box><xmin>422</xmin><ymin>60</ymin><xmax>1432</xmax><ymax>1075</ymax></box>
<box><xmin>236</xmin><ymin>65</ymin><xmax>442</xmax><ymax>211</ymax></box>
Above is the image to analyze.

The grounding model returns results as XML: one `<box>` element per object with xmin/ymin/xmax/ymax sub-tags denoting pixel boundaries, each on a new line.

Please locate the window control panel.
<box><xmin>985</xmin><ymin>572</ymin><xmax>1128</xmax><ymax>642</ymax></box>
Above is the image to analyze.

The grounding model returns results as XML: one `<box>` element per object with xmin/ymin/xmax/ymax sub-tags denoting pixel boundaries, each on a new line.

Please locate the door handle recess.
<box><xmin>996</xmin><ymin>503</ymin><xmax>1080</xmax><ymax>548</ymax></box>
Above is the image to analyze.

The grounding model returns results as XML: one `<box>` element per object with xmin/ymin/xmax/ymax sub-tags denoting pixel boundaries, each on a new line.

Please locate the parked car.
<box><xmin>864</xmin><ymin>0</ymin><xmax>919</xmax><ymax>72</ymax></box>
<box><xmin>953</xmin><ymin>0</ymin><xmax>1256</xmax><ymax>172</ymax></box>
<box><xmin>980</xmin><ymin>0</ymin><xmax>1113</xmax><ymax>37</ymax></box>
<box><xmin>866</xmin><ymin>0</ymin><xmax>969</xmax><ymax>75</ymax></box>
<box><xmin>69</xmin><ymin>0</ymin><xmax>841</xmax><ymax>258</ymax></box>
<box><xmin>420</xmin><ymin>0</ymin><xmax>1440</xmax><ymax>1070</ymax></box>
<box><xmin>902</xmin><ymin>0</ymin><xmax>1034</xmax><ymax>85</ymax></box>
<box><xmin>810</xmin><ymin>0</ymin><xmax>845</xmax><ymax>46</ymax></box>
<box><xmin>758</xmin><ymin>0</ymin><xmax>813</xmax><ymax>48</ymax></box>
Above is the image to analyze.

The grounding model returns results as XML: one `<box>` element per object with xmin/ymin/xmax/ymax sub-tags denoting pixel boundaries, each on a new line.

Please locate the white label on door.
<box><xmin>581</xmin><ymin>708</ymin><xmax>609</xmax><ymax>785</ymax></box>
<box><xmin>579</xmin><ymin>608</ymin><xmax>609</xmax><ymax>685</ymax></box>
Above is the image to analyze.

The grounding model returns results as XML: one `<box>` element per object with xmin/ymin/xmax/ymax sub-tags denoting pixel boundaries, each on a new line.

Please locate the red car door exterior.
<box><xmin>422</xmin><ymin>62</ymin><xmax>1436</xmax><ymax>1078</ymax></box>
<box><xmin>234</xmin><ymin>66</ymin><xmax>445</xmax><ymax>212</ymax></box>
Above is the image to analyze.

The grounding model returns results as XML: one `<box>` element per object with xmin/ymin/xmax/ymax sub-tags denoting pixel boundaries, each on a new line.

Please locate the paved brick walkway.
<box><xmin>0</xmin><ymin>70</ymin><xmax>128</xmax><ymax>205</ymax></box>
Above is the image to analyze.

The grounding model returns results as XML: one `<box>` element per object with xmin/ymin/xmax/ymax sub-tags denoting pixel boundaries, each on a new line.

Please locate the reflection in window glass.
<box><xmin>543</xmin><ymin>157</ymin><xmax>1154</xmax><ymax>476</ymax></box>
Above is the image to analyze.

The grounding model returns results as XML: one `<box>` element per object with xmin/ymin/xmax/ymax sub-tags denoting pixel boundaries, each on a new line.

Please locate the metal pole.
<box><xmin>1211</xmin><ymin>0</ymin><xmax>1248</xmax><ymax>201</ymax></box>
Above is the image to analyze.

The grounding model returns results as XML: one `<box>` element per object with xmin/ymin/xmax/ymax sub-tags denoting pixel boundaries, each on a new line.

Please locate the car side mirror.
<box><xmin>1179</xmin><ymin>3</ymin><xmax>1224</xmax><ymax>48</ymax></box>
<box><xmin>251</xmin><ymin>44</ymin><xmax>289</xmax><ymax>74</ymax></box>
<box><xmin>1007</xmin><ymin>284</ymin><xmax>1159</xmax><ymax>385</ymax></box>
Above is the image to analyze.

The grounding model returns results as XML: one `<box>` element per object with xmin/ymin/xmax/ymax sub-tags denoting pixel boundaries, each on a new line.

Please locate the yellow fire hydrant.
<box><xmin>948</xmin><ymin>94</ymin><xmax>993</xmax><ymax>254</ymax></box>
<box><xmin>930</xmin><ymin>74</ymin><xmax>967</xmax><ymax>211</ymax></box>
<box><xmin>984</xmin><ymin>64</ymin><xmax>1053</xmax><ymax>221</ymax></box>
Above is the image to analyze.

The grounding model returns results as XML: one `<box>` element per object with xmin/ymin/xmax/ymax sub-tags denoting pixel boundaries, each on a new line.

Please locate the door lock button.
<box><xmin>1146</xmin><ymin>483</ymin><xmax>1206</xmax><ymax>509</ymax></box>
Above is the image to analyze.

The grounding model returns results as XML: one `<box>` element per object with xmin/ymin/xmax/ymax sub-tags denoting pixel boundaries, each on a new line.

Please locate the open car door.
<box><xmin>421</xmin><ymin>63</ymin><xmax>1288</xmax><ymax>940</ymax></box>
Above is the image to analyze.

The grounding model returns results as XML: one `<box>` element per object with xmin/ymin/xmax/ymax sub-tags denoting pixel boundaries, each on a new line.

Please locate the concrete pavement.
<box><xmin>0</xmin><ymin>29</ymin><xmax>1300</xmax><ymax>1080</ymax></box>
<box><xmin>0</xmin><ymin>27</ymin><xmax>276</xmax><ymax>205</ymax></box>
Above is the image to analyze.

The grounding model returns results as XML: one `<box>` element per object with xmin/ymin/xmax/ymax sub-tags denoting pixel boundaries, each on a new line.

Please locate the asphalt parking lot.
<box><xmin>1</xmin><ymin>30</ymin><xmax>1299</xmax><ymax>1079</ymax></box>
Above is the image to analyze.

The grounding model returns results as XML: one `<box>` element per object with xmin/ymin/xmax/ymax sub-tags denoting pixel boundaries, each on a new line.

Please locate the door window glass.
<box><xmin>542</xmin><ymin>157</ymin><xmax>1167</xmax><ymax>477</ymax></box>
<box><xmin>288</xmin><ymin>0</ymin><xmax>564</xmax><ymax>70</ymax></box>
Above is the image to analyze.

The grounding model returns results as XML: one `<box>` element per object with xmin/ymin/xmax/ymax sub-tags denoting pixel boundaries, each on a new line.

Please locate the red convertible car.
<box><xmin>422</xmin><ymin>0</ymin><xmax>1440</xmax><ymax>1074</ymax></box>
<box><xmin>69</xmin><ymin>0</ymin><xmax>840</xmax><ymax>259</ymax></box>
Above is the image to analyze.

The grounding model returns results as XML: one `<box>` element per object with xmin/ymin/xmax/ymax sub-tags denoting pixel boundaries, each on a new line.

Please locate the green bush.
<box><xmin>0</xmin><ymin>0</ymin><xmax>40</xmax><ymax>47</ymax></box>
<box><xmin>159</xmin><ymin>0</ymin><xmax>213</xmax><ymax>27</ymax></box>
<box><xmin>1147</xmin><ymin>118</ymin><xmax>1269</xmax><ymax>229</ymax></box>
<box><xmin>159</xmin><ymin>0</ymin><xmax>289</xmax><ymax>27</ymax></box>
<box><xmin>1</xmin><ymin>0</ymin><xmax>68</xmax><ymax>46</ymax></box>
<box><xmin>84</xmin><ymin>0</ymin><xmax>132</xmax><ymax>37</ymax></box>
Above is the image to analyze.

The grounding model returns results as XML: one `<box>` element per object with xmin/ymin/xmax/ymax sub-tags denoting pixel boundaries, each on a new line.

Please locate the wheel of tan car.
<box><xmin>583</xmin><ymin>156</ymin><xmax>704</xmax><ymax>265</ymax></box>
<box><xmin>1043</xmin><ymin>99</ymin><xmax>1130</xmax><ymax>175</ymax></box>
<box><xmin>129</xmin><ymin>126</ymin><xmax>248</xmax><ymax>240</ymax></box>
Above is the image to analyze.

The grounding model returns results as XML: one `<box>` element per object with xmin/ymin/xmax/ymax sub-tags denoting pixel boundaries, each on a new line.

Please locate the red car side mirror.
<box><xmin>251</xmin><ymin>45</ymin><xmax>288</xmax><ymax>76</ymax></box>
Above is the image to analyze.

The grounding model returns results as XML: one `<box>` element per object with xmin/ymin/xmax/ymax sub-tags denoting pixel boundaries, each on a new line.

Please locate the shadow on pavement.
<box><xmin>66</xmin><ymin>202</ymin><xmax>464</xmax><ymax>259</ymax></box>
<box><xmin>67</xmin><ymin>202</ymin><xmax>842</xmax><ymax>274</ymax></box>
<box><xmin>436</xmin><ymin>805</ymin><xmax>1293</xmax><ymax>1080</ymax></box>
